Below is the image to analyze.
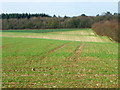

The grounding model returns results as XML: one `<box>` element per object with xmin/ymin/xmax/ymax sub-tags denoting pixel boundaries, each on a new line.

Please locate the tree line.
<box><xmin>1</xmin><ymin>13</ymin><xmax>51</xmax><ymax>19</ymax></box>
<box><xmin>1</xmin><ymin>12</ymin><xmax>118</xmax><ymax>29</ymax></box>
<box><xmin>1</xmin><ymin>12</ymin><xmax>119</xmax><ymax>42</ymax></box>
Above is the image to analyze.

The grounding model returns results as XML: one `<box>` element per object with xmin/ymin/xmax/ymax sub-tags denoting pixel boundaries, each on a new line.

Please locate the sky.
<box><xmin>1</xmin><ymin>1</ymin><xmax>118</xmax><ymax>17</ymax></box>
<box><xmin>1</xmin><ymin>0</ymin><xmax>119</xmax><ymax>2</ymax></box>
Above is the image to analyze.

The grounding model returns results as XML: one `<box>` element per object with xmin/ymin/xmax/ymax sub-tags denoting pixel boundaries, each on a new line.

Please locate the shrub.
<box><xmin>92</xmin><ymin>20</ymin><xmax>119</xmax><ymax>42</ymax></box>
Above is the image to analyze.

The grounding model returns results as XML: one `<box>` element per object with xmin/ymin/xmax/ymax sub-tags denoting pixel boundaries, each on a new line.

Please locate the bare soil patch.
<box><xmin>1</xmin><ymin>35</ymin><xmax>106</xmax><ymax>42</ymax></box>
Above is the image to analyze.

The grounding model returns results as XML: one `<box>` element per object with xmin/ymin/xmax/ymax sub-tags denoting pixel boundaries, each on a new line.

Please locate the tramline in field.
<box><xmin>2</xmin><ymin>29</ymin><xmax>118</xmax><ymax>88</ymax></box>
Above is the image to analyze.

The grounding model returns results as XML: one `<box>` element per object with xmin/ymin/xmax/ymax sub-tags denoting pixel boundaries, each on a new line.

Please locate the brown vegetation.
<box><xmin>92</xmin><ymin>20</ymin><xmax>119</xmax><ymax>42</ymax></box>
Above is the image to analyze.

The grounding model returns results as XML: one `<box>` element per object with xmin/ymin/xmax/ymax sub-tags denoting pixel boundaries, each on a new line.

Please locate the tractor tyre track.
<box><xmin>40</xmin><ymin>42</ymin><xmax>71</xmax><ymax>60</ymax></box>
<box><xmin>66</xmin><ymin>43</ymin><xmax>84</xmax><ymax>61</ymax></box>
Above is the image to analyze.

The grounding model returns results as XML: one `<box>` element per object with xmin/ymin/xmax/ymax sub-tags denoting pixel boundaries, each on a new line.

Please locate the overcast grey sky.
<box><xmin>1</xmin><ymin>2</ymin><xmax>118</xmax><ymax>16</ymax></box>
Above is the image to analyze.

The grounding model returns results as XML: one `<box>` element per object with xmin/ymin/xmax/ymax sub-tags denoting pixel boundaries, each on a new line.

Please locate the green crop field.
<box><xmin>2</xmin><ymin>29</ymin><xmax>118</xmax><ymax>88</ymax></box>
